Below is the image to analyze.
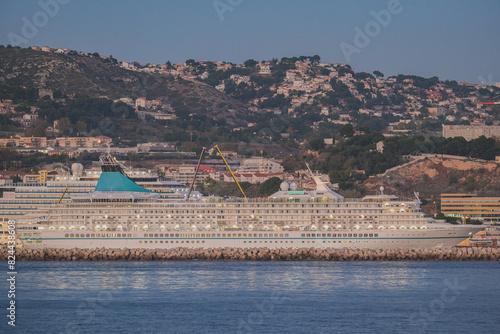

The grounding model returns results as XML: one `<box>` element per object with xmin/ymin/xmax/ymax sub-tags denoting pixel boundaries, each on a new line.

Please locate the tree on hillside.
<box><xmin>26</xmin><ymin>124</ymin><xmax>46</xmax><ymax>137</ymax></box>
<box><xmin>310</xmin><ymin>55</ymin><xmax>321</xmax><ymax>65</ymax></box>
<box><xmin>244</xmin><ymin>59</ymin><xmax>258</xmax><ymax>68</ymax></box>
<box><xmin>56</xmin><ymin>117</ymin><xmax>72</xmax><ymax>135</ymax></box>
<box><xmin>359</xmin><ymin>126</ymin><xmax>370</xmax><ymax>134</ymax></box>
<box><xmin>175</xmin><ymin>108</ymin><xmax>190</xmax><ymax>121</ymax></box>
<box><xmin>329</xmin><ymin>80</ymin><xmax>352</xmax><ymax>99</ymax></box>
<box><xmin>76</xmin><ymin>120</ymin><xmax>87</xmax><ymax>134</ymax></box>
<box><xmin>373</xmin><ymin>70</ymin><xmax>384</xmax><ymax>78</ymax></box>
<box><xmin>339</xmin><ymin>123</ymin><xmax>354</xmax><ymax>137</ymax></box>
<box><xmin>337</xmin><ymin>66</ymin><xmax>353</xmax><ymax>77</ymax></box>
<box><xmin>308</xmin><ymin>138</ymin><xmax>325</xmax><ymax>151</ymax></box>
<box><xmin>258</xmin><ymin>177</ymin><xmax>282</xmax><ymax>196</ymax></box>
<box><xmin>320</xmin><ymin>68</ymin><xmax>331</xmax><ymax>76</ymax></box>
<box><xmin>185</xmin><ymin>59</ymin><xmax>197</xmax><ymax>67</ymax></box>
<box><xmin>469</xmin><ymin>136</ymin><xmax>495</xmax><ymax>160</ymax></box>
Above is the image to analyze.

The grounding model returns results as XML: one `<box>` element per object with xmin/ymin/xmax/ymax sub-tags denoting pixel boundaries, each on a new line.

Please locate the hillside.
<box><xmin>0</xmin><ymin>47</ymin><xmax>249</xmax><ymax>124</ymax></box>
<box><xmin>362</xmin><ymin>155</ymin><xmax>500</xmax><ymax>214</ymax></box>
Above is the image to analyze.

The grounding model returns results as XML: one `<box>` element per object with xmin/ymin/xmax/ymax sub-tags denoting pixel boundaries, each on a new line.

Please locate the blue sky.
<box><xmin>0</xmin><ymin>0</ymin><xmax>499</xmax><ymax>84</ymax></box>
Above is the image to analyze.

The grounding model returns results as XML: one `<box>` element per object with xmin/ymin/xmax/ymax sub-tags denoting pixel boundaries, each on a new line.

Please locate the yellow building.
<box><xmin>441</xmin><ymin>193</ymin><xmax>500</xmax><ymax>222</ymax></box>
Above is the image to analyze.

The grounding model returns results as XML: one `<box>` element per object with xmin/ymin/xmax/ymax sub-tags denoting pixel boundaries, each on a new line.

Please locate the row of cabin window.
<box><xmin>144</xmin><ymin>233</ymin><xmax>291</xmax><ymax>238</ymax></box>
<box><xmin>140</xmin><ymin>240</ymin><xmax>205</xmax><ymax>244</ymax></box>
<box><xmin>63</xmin><ymin>232</ymin><xmax>380</xmax><ymax>238</ymax></box>
<box><xmin>65</xmin><ymin>233</ymin><xmax>132</xmax><ymax>238</ymax></box>
<box><xmin>301</xmin><ymin>233</ymin><xmax>379</xmax><ymax>237</ymax></box>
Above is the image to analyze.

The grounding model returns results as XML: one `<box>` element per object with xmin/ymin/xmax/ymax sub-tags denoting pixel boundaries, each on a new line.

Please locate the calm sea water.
<box><xmin>1</xmin><ymin>261</ymin><xmax>499</xmax><ymax>334</ymax></box>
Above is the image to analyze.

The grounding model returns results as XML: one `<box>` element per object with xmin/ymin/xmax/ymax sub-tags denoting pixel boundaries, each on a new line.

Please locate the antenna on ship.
<box><xmin>414</xmin><ymin>191</ymin><xmax>421</xmax><ymax>202</ymax></box>
<box><xmin>305</xmin><ymin>162</ymin><xmax>314</xmax><ymax>177</ymax></box>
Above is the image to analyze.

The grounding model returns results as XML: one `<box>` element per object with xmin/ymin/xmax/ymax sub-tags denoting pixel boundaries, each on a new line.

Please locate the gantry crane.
<box><xmin>37</xmin><ymin>168</ymin><xmax>57</xmax><ymax>184</ymax></box>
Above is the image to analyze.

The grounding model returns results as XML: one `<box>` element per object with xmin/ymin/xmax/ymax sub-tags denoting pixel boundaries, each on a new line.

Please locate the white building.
<box><xmin>215</xmin><ymin>82</ymin><xmax>225</xmax><ymax>92</ymax></box>
<box><xmin>238</xmin><ymin>157</ymin><xmax>284</xmax><ymax>174</ymax></box>
<box><xmin>443</xmin><ymin>125</ymin><xmax>500</xmax><ymax>141</ymax></box>
<box><xmin>22</xmin><ymin>114</ymin><xmax>38</xmax><ymax>127</ymax></box>
<box><xmin>163</xmin><ymin>165</ymin><xmax>210</xmax><ymax>185</ymax></box>
<box><xmin>39</xmin><ymin>89</ymin><xmax>53</xmax><ymax>99</ymax></box>
<box><xmin>135</xmin><ymin>97</ymin><xmax>147</xmax><ymax>108</ymax></box>
<box><xmin>221</xmin><ymin>172</ymin><xmax>283</xmax><ymax>184</ymax></box>
<box><xmin>259</xmin><ymin>64</ymin><xmax>271</xmax><ymax>75</ymax></box>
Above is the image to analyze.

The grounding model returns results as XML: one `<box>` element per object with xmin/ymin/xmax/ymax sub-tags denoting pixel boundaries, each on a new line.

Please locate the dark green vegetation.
<box><xmin>197</xmin><ymin>176</ymin><xmax>282</xmax><ymax>198</ymax></box>
<box><xmin>0</xmin><ymin>148</ymin><xmax>70</xmax><ymax>170</ymax></box>
<box><xmin>283</xmin><ymin>133</ymin><xmax>500</xmax><ymax>191</ymax></box>
<box><xmin>258</xmin><ymin>177</ymin><xmax>282</xmax><ymax>196</ymax></box>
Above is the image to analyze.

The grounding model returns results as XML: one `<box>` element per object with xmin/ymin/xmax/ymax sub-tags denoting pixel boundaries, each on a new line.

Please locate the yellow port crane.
<box><xmin>37</xmin><ymin>168</ymin><xmax>57</xmax><ymax>184</ymax></box>
<box><xmin>57</xmin><ymin>186</ymin><xmax>68</xmax><ymax>205</ymax></box>
<box><xmin>214</xmin><ymin>145</ymin><xmax>247</xmax><ymax>200</ymax></box>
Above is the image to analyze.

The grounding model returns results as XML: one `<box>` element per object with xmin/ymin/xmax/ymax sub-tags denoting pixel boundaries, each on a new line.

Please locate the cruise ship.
<box><xmin>0</xmin><ymin>159</ymin><xmax>201</xmax><ymax>248</ymax></box>
<box><xmin>0</xmin><ymin>161</ymin><xmax>201</xmax><ymax>218</ymax></box>
<box><xmin>15</xmin><ymin>159</ymin><xmax>483</xmax><ymax>250</ymax></box>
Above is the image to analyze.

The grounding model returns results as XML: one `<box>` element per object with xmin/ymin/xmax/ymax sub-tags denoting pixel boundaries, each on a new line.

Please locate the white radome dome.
<box><xmin>72</xmin><ymin>163</ymin><xmax>84</xmax><ymax>178</ymax></box>
<box><xmin>280</xmin><ymin>182</ymin><xmax>289</xmax><ymax>191</ymax></box>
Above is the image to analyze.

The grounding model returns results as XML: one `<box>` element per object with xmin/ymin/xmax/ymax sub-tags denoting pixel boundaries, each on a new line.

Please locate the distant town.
<box><xmin>0</xmin><ymin>44</ymin><xmax>499</xmax><ymax>211</ymax></box>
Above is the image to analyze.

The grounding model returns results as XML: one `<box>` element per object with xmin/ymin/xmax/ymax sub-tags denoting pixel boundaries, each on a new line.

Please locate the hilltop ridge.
<box><xmin>0</xmin><ymin>47</ymin><xmax>249</xmax><ymax>124</ymax></box>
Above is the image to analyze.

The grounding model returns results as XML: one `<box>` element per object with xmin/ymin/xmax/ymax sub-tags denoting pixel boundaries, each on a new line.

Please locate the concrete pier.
<box><xmin>2</xmin><ymin>247</ymin><xmax>499</xmax><ymax>261</ymax></box>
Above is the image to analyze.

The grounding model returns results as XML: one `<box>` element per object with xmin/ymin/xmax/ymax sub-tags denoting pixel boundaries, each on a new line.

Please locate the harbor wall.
<box><xmin>2</xmin><ymin>247</ymin><xmax>499</xmax><ymax>261</ymax></box>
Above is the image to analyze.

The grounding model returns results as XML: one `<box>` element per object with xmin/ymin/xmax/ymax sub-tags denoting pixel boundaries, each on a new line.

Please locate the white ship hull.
<box><xmin>19</xmin><ymin>225</ymin><xmax>482</xmax><ymax>250</ymax></box>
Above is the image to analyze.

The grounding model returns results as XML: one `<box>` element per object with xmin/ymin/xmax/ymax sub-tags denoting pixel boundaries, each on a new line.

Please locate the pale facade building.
<box><xmin>442</xmin><ymin>125</ymin><xmax>500</xmax><ymax>140</ymax></box>
<box><xmin>238</xmin><ymin>157</ymin><xmax>284</xmax><ymax>174</ymax></box>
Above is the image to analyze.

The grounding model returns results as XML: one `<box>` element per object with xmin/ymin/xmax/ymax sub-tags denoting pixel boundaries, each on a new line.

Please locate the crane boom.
<box><xmin>37</xmin><ymin>168</ymin><xmax>57</xmax><ymax>184</ymax></box>
<box><xmin>215</xmin><ymin>145</ymin><xmax>247</xmax><ymax>200</ymax></box>
<box><xmin>57</xmin><ymin>186</ymin><xmax>68</xmax><ymax>205</ymax></box>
